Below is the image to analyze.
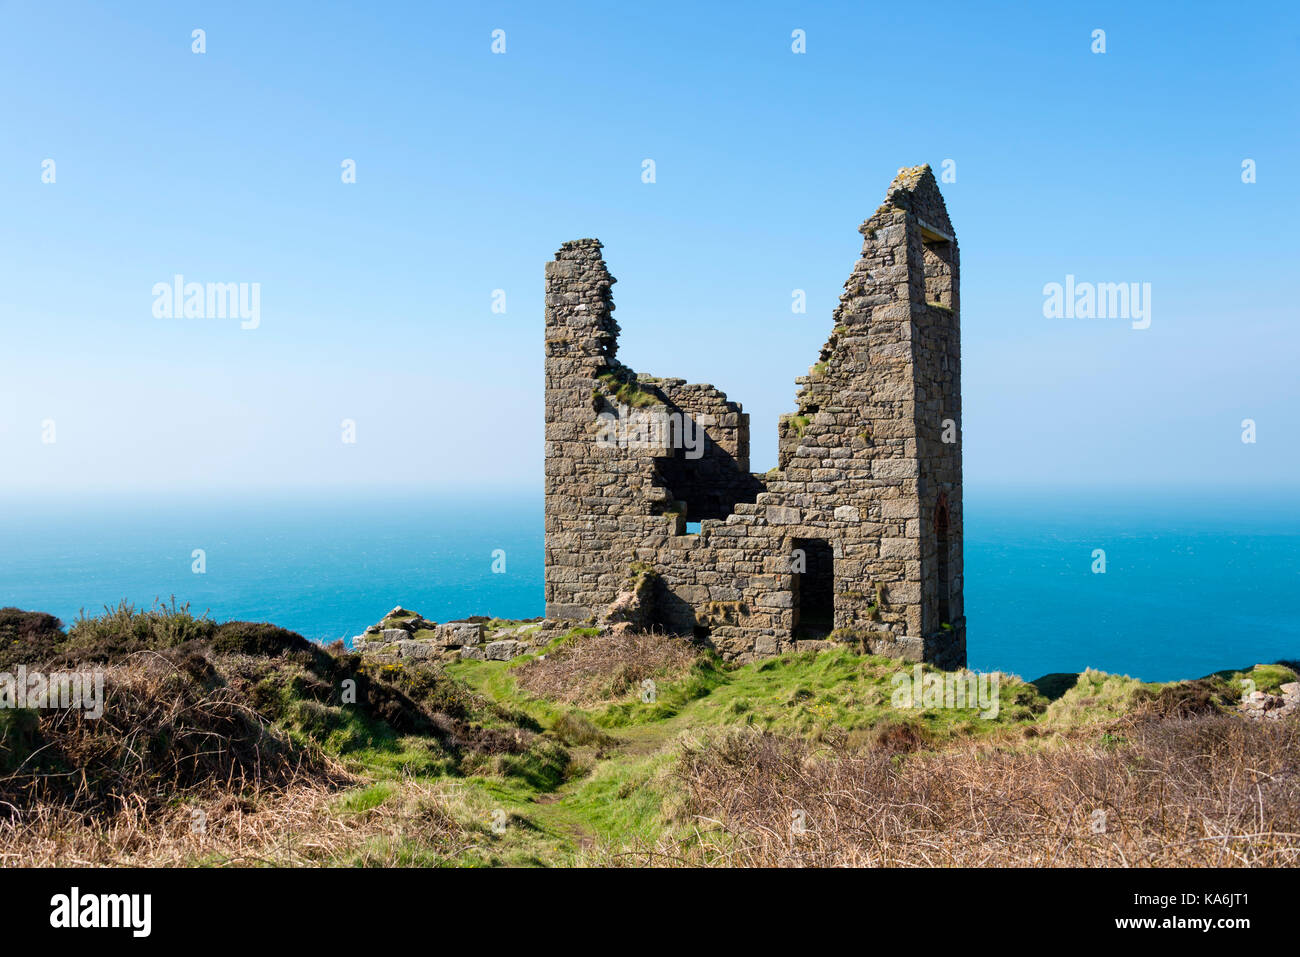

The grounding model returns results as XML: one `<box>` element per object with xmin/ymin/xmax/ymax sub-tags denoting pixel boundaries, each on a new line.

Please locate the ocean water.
<box><xmin>0</xmin><ymin>487</ymin><xmax>1296</xmax><ymax>682</ymax></box>
<box><xmin>963</xmin><ymin>488</ymin><xmax>1300</xmax><ymax>681</ymax></box>
<box><xmin>0</xmin><ymin>491</ymin><xmax>546</xmax><ymax>646</ymax></box>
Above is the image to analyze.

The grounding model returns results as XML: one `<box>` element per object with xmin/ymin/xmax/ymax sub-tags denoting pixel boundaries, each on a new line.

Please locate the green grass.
<box><xmin>1038</xmin><ymin>668</ymin><xmax>1150</xmax><ymax>729</ymax></box>
<box><xmin>1219</xmin><ymin>663</ymin><xmax>1298</xmax><ymax>696</ymax></box>
<box><xmin>451</xmin><ymin>645</ymin><xmax>1085</xmax><ymax>752</ymax></box>
<box><xmin>276</xmin><ymin>640</ymin><xmax>1295</xmax><ymax>865</ymax></box>
<box><xmin>337</xmin><ymin>781</ymin><xmax>397</xmax><ymax>814</ymax></box>
<box><xmin>595</xmin><ymin>371</ymin><xmax>660</xmax><ymax>409</ymax></box>
<box><xmin>558</xmin><ymin>746</ymin><xmax>677</xmax><ymax>848</ymax></box>
<box><xmin>783</xmin><ymin>414</ymin><xmax>811</xmax><ymax>438</ymax></box>
<box><xmin>418</xmin><ymin>646</ymin><xmax>1063</xmax><ymax>859</ymax></box>
<box><xmin>652</xmin><ymin>650</ymin><xmax>1046</xmax><ymax>739</ymax></box>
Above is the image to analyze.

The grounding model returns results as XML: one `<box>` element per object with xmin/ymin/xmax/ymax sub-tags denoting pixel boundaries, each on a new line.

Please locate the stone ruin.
<box><xmin>544</xmin><ymin>164</ymin><xmax>966</xmax><ymax>668</ymax></box>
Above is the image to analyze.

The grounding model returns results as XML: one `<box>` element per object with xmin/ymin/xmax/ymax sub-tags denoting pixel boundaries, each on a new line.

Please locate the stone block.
<box><xmin>767</xmin><ymin>506</ymin><xmax>801</xmax><ymax>525</ymax></box>
<box><xmin>397</xmin><ymin>640</ymin><xmax>435</xmax><ymax>661</ymax></box>
<box><xmin>485</xmin><ymin>639</ymin><xmax>527</xmax><ymax>661</ymax></box>
<box><xmin>435</xmin><ymin>621</ymin><xmax>485</xmax><ymax>648</ymax></box>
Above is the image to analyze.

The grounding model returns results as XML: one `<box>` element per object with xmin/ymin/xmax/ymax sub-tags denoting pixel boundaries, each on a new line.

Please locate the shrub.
<box><xmin>211</xmin><ymin>621</ymin><xmax>313</xmax><ymax>657</ymax></box>
<box><xmin>0</xmin><ymin>652</ymin><xmax>339</xmax><ymax>815</ymax></box>
<box><xmin>0</xmin><ymin>608</ymin><xmax>66</xmax><ymax>669</ymax></box>
<box><xmin>867</xmin><ymin>719</ymin><xmax>933</xmax><ymax>754</ymax></box>
<box><xmin>62</xmin><ymin>598</ymin><xmax>216</xmax><ymax>663</ymax></box>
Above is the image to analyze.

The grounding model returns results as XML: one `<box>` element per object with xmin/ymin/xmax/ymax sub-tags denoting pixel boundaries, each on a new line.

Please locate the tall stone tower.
<box><xmin>544</xmin><ymin>165</ymin><xmax>964</xmax><ymax>669</ymax></box>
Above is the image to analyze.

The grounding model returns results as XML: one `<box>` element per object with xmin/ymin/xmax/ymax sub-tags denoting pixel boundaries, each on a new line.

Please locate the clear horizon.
<box><xmin>2</xmin><ymin>1</ymin><xmax>1297</xmax><ymax>496</ymax></box>
<box><xmin>3</xmin><ymin>486</ymin><xmax>1295</xmax><ymax>683</ymax></box>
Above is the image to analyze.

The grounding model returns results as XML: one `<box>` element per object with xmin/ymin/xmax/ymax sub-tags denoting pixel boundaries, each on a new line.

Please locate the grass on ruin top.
<box><xmin>484</xmin><ymin>619</ymin><xmax>544</xmax><ymax>637</ymax></box>
<box><xmin>782</xmin><ymin>413</ymin><xmax>811</xmax><ymax>438</ymax></box>
<box><xmin>595</xmin><ymin>371</ymin><xmax>661</xmax><ymax>409</ymax></box>
<box><xmin>376</xmin><ymin>615</ymin><xmax>540</xmax><ymax>642</ymax></box>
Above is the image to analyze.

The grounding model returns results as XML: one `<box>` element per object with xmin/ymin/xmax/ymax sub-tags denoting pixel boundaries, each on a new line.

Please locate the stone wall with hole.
<box><xmin>544</xmin><ymin>165</ymin><xmax>965</xmax><ymax>668</ymax></box>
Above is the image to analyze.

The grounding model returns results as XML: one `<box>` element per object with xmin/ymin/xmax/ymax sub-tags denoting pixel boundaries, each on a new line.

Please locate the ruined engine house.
<box><xmin>543</xmin><ymin>164</ymin><xmax>965</xmax><ymax>667</ymax></box>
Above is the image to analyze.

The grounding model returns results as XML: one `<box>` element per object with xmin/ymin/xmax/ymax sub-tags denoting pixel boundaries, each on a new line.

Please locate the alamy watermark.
<box><xmin>50</xmin><ymin>887</ymin><xmax>151</xmax><ymax>937</ymax></box>
<box><xmin>596</xmin><ymin>405</ymin><xmax>712</xmax><ymax>460</ymax></box>
<box><xmin>152</xmin><ymin>275</ymin><xmax>260</xmax><ymax>329</ymax></box>
<box><xmin>1042</xmin><ymin>275</ymin><xmax>1150</xmax><ymax>330</ymax></box>
<box><xmin>891</xmin><ymin>664</ymin><xmax>1000</xmax><ymax>719</ymax></box>
<box><xmin>1</xmin><ymin>665</ymin><xmax>105</xmax><ymax>719</ymax></box>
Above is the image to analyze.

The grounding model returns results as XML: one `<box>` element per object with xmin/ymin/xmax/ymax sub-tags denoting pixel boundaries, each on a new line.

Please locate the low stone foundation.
<box><xmin>351</xmin><ymin>607</ymin><xmax>544</xmax><ymax>663</ymax></box>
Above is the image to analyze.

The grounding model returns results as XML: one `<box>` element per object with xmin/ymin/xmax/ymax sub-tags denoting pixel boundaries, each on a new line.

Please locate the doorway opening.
<box><xmin>792</xmin><ymin>537</ymin><xmax>834</xmax><ymax>639</ymax></box>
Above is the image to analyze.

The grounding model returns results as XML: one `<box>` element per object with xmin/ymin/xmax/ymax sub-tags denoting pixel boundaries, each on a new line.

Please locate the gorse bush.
<box><xmin>66</xmin><ymin>597</ymin><xmax>214</xmax><ymax>660</ymax></box>
<box><xmin>0</xmin><ymin>652</ymin><xmax>335</xmax><ymax>815</ymax></box>
<box><xmin>1135</xmin><ymin>676</ymin><xmax>1237</xmax><ymax>718</ymax></box>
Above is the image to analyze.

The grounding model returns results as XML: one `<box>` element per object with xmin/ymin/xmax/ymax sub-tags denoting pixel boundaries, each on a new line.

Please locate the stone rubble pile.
<box><xmin>1240</xmin><ymin>681</ymin><xmax>1299</xmax><ymax>720</ymax></box>
<box><xmin>350</xmin><ymin>606</ymin><xmax>544</xmax><ymax>663</ymax></box>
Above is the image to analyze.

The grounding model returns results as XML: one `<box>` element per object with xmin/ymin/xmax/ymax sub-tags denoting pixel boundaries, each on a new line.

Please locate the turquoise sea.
<box><xmin>0</xmin><ymin>487</ymin><xmax>1295</xmax><ymax>682</ymax></box>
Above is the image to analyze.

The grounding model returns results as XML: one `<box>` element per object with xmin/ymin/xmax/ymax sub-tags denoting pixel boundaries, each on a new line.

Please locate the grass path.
<box><xmin>439</xmin><ymin>646</ymin><xmax>1020</xmax><ymax>858</ymax></box>
<box><xmin>442</xmin><ymin>656</ymin><xmax>715</xmax><ymax>858</ymax></box>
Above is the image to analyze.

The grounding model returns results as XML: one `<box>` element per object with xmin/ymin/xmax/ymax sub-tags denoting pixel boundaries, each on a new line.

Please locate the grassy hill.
<box><xmin>1</xmin><ymin>603</ymin><xmax>1296</xmax><ymax>867</ymax></box>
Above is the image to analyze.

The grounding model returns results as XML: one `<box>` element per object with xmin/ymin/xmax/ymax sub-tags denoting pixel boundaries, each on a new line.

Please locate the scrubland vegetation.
<box><xmin>1</xmin><ymin>602</ymin><xmax>1296</xmax><ymax>867</ymax></box>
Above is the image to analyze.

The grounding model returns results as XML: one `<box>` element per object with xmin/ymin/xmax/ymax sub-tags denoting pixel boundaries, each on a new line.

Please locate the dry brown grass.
<box><xmin>0</xmin><ymin>775</ymin><xmax>476</xmax><ymax>867</ymax></box>
<box><xmin>0</xmin><ymin>603</ymin><xmax>552</xmax><ymax>867</ymax></box>
<box><xmin>0</xmin><ymin>651</ymin><xmax>340</xmax><ymax>815</ymax></box>
<box><xmin>646</xmin><ymin>713</ymin><xmax>1300</xmax><ymax>867</ymax></box>
<box><xmin>515</xmin><ymin>628</ymin><xmax>703</xmax><ymax>705</ymax></box>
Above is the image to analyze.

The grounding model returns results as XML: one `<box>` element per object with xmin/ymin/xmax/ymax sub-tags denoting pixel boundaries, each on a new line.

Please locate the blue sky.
<box><xmin>1</xmin><ymin>0</ymin><xmax>1296</xmax><ymax>496</ymax></box>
